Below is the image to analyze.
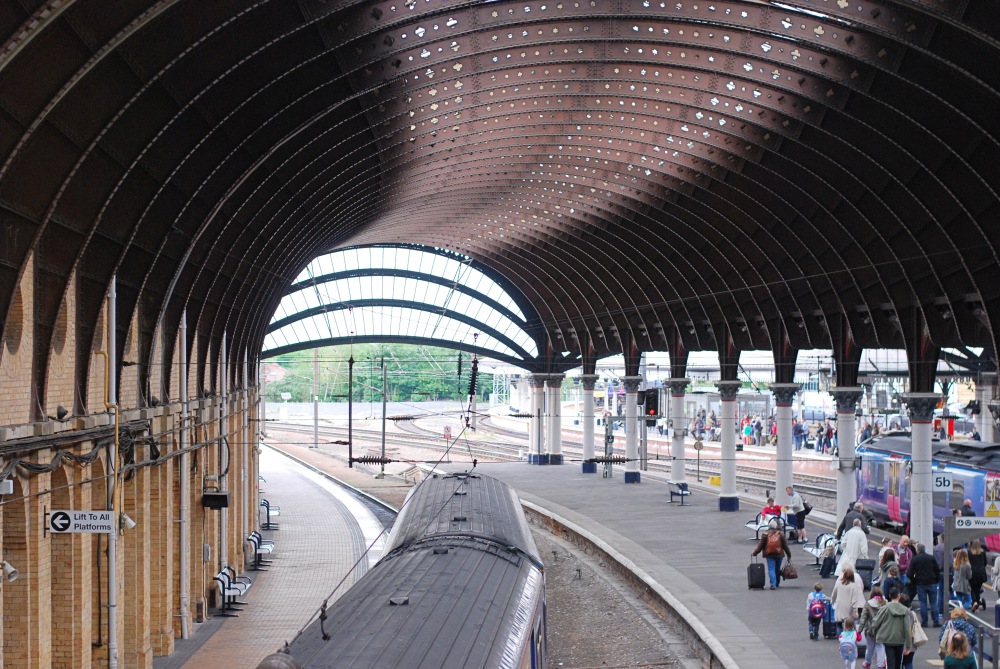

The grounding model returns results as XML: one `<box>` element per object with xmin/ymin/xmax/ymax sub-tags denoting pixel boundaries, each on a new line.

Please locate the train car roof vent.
<box><xmin>433</xmin><ymin>547</ymin><xmax>449</xmax><ymax>555</ymax></box>
<box><xmin>389</xmin><ymin>595</ymin><xmax>409</xmax><ymax>606</ymax></box>
<box><xmin>452</xmin><ymin>516</ymin><xmax>468</xmax><ymax>522</ymax></box>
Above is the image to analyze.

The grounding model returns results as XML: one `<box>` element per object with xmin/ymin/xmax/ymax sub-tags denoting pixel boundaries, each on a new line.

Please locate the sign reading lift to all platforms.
<box><xmin>49</xmin><ymin>510</ymin><xmax>114</xmax><ymax>534</ymax></box>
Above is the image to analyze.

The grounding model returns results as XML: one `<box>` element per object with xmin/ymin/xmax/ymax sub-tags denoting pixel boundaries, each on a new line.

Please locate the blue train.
<box><xmin>856</xmin><ymin>432</ymin><xmax>1000</xmax><ymax>549</ymax></box>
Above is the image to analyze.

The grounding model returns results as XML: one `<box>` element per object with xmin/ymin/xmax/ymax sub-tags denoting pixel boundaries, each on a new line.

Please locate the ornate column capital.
<box><xmin>546</xmin><ymin>373</ymin><xmax>565</xmax><ymax>386</ymax></box>
<box><xmin>830</xmin><ymin>387</ymin><xmax>864</xmax><ymax>414</ymax></box>
<box><xmin>769</xmin><ymin>383</ymin><xmax>799</xmax><ymax>407</ymax></box>
<box><xmin>580</xmin><ymin>374</ymin><xmax>599</xmax><ymax>391</ymax></box>
<box><xmin>989</xmin><ymin>401</ymin><xmax>1000</xmax><ymax>428</ymax></box>
<box><xmin>666</xmin><ymin>378</ymin><xmax>691</xmax><ymax>396</ymax></box>
<box><xmin>716</xmin><ymin>380</ymin><xmax>742</xmax><ymax>401</ymax></box>
<box><xmin>528</xmin><ymin>374</ymin><xmax>547</xmax><ymax>388</ymax></box>
<box><xmin>903</xmin><ymin>393</ymin><xmax>942</xmax><ymax>423</ymax></box>
<box><xmin>622</xmin><ymin>376</ymin><xmax>643</xmax><ymax>392</ymax></box>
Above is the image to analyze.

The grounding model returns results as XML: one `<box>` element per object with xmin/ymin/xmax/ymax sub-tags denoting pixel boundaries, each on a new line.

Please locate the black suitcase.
<box><xmin>819</xmin><ymin>555</ymin><xmax>836</xmax><ymax>578</ymax></box>
<box><xmin>855</xmin><ymin>558</ymin><xmax>876</xmax><ymax>589</ymax></box>
<box><xmin>748</xmin><ymin>558</ymin><xmax>766</xmax><ymax>590</ymax></box>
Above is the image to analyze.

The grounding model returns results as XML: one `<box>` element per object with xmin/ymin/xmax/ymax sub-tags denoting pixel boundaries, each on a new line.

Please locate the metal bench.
<box><xmin>745</xmin><ymin>512</ymin><xmax>784</xmax><ymax>540</ymax></box>
<box><xmin>803</xmin><ymin>533</ymin><xmax>839</xmax><ymax>569</ymax></box>
<box><xmin>260</xmin><ymin>498</ymin><xmax>280</xmax><ymax>530</ymax></box>
<box><xmin>247</xmin><ymin>531</ymin><xmax>275</xmax><ymax>571</ymax></box>
<box><xmin>213</xmin><ymin>567</ymin><xmax>251</xmax><ymax>617</ymax></box>
<box><xmin>667</xmin><ymin>481</ymin><xmax>691</xmax><ymax>506</ymax></box>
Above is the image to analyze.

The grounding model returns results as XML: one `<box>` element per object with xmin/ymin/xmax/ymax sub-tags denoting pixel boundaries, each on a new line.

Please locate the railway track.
<box><xmin>267</xmin><ymin>417</ymin><xmax>837</xmax><ymax>501</ymax></box>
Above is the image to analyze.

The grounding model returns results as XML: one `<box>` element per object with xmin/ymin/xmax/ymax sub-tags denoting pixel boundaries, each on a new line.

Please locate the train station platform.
<box><xmin>162</xmin><ymin>438</ymin><xmax>921</xmax><ymax>669</ymax></box>
<box><xmin>455</xmin><ymin>461</ymin><xmax>918</xmax><ymax>669</ymax></box>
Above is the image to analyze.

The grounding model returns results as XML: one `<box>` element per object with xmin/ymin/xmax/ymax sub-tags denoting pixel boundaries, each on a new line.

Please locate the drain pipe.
<box><xmin>220</xmin><ymin>331</ymin><xmax>228</xmax><ymax>571</ymax></box>
<box><xmin>178</xmin><ymin>310</ymin><xmax>190</xmax><ymax>639</ymax></box>
<box><xmin>242</xmin><ymin>350</ymin><xmax>250</xmax><ymax>546</ymax></box>
<box><xmin>103</xmin><ymin>276</ymin><xmax>120</xmax><ymax>669</ymax></box>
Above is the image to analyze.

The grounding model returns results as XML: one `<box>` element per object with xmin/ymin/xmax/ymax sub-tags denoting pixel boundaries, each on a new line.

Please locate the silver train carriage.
<box><xmin>283</xmin><ymin>472</ymin><xmax>547</xmax><ymax>669</ymax></box>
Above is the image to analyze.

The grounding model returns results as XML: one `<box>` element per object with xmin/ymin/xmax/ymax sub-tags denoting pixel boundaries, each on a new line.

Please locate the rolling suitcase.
<box><xmin>822</xmin><ymin>599</ymin><xmax>838</xmax><ymax>639</ymax></box>
<box><xmin>855</xmin><ymin>558</ymin><xmax>876</xmax><ymax>590</ymax></box>
<box><xmin>748</xmin><ymin>557</ymin><xmax>766</xmax><ymax>590</ymax></box>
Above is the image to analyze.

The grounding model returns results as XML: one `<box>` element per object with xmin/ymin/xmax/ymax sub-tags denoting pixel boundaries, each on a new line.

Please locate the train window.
<box><xmin>950</xmin><ymin>479</ymin><xmax>965</xmax><ymax>511</ymax></box>
<box><xmin>933</xmin><ymin>490</ymin><xmax>948</xmax><ymax>508</ymax></box>
<box><xmin>875</xmin><ymin>463</ymin><xmax>885</xmax><ymax>493</ymax></box>
<box><xmin>866</xmin><ymin>460</ymin><xmax>878</xmax><ymax>490</ymax></box>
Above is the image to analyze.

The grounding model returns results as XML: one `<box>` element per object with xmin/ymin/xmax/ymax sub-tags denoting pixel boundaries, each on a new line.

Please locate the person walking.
<box><xmin>858</xmin><ymin>585</ymin><xmax>886</xmax><ymax>669</ymax></box>
<box><xmin>938</xmin><ymin>606</ymin><xmax>978</xmax><ymax>659</ymax></box>
<box><xmin>784</xmin><ymin>484</ymin><xmax>808</xmax><ymax>543</ymax></box>
<box><xmin>872</xmin><ymin>587</ymin><xmax>913</xmax><ymax>669</ymax></box>
<box><xmin>907</xmin><ymin>543</ymin><xmax>942</xmax><ymax>628</ymax></box>
<box><xmin>952</xmin><ymin>549</ymin><xmax>973</xmax><ymax>610</ymax></box>
<box><xmin>832</xmin><ymin>567</ymin><xmax>866</xmax><ymax>633</ymax></box>
<box><xmin>752</xmin><ymin>519</ymin><xmax>793</xmax><ymax>589</ymax></box>
<box><xmin>896</xmin><ymin>536</ymin><xmax>914</xmax><ymax>589</ymax></box>
<box><xmin>968</xmin><ymin>539</ymin><xmax>988</xmax><ymax>612</ymax></box>
<box><xmin>837</xmin><ymin>519</ymin><xmax>870</xmax><ymax>578</ymax></box>
<box><xmin>837</xmin><ymin>502</ymin><xmax>871</xmax><ymax>538</ymax></box>
<box><xmin>942</xmin><ymin>632</ymin><xmax>977</xmax><ymax>669</ymax></box>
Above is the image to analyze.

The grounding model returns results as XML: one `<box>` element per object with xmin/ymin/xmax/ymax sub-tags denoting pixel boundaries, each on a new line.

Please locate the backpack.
<box><xmin>808</xmin><ymin>598</ymin><xmax>825</xmax><ymax>620</ymax></box>
<box><xmin>766</xmin><ymin>530</ymin><xmax>782</xmax><ymax>554</ymax></box>
<box><xmin>939</xmin><ymin>621</ymin><xmax>958</xmax><ymax>659</ymax></box>
<box><xmin>839</xmin><ymin>639</ymin><xmax>858</xmax><ymax>661</ymax></box>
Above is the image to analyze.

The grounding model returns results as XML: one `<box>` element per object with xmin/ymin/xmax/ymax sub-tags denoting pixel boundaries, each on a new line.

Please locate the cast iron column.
<box><xmin>581</xmin><ymin>374</ymin><xmax>599</xmax><ymax>473</ymax></box>
<box><xmin>547</xmin><ymin>373</ymin><xmax>565</xmax><ymax>464</ymax></box>
<box><xmin>771</xmin><ymin>383</ymin><xmax>799</xmax><ymax>506</ymax></box>
<box><xmin>977</xmin><ymin>373</ymin><xmax>996</xmax><ymax>442</ymax></box>
<box><xmin>529</xmin><ymin>374</ymin><xmax>546</xmax><ymax>464</ymax></box>
<box><xmin>667</xmin><ymin>378</ymin><xmax>690</xmax><ymax>483</ymax></box>
<box><xmin>905</xmin><ymin>393</ymin><xmax>941</xmax><ymax>550</ymax></box>
<box><xmin>717</xmin><ymin>380</ymin><xmax>742</xmax><ymax>511</ymax></box>
<box><xmin>623</xmin><ymin>376</ymin><xmax>643</xmax><ymax>483</ymax></box>
<box><xmin>831</xmin><ymin>387</ymin><xmax>864</xmax><ymax>515</ymax></box>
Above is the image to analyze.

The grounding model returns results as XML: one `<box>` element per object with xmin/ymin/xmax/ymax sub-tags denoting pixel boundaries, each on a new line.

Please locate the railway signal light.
<box><xmin>644</xmin><ymin>389</ymin><xmax>659</xmax><ymax>427</ymax></box>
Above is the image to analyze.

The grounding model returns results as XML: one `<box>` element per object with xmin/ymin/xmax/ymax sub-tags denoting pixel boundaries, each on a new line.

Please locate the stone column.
<box><xmin>623</xmin><ymin>376</ymin><xmax>643</xmax><ymax>483</ymax></box>
<box><xmin>667</xmin><ymin>379</ymin><xmax>690</xmax><ymax>483</ymax></box>
<box><xmin>771</xmin><ymin>383</ymin><xmax>799</xmax><ymax>506</ymax></box>
<box><xmin>581</xmin><ymin>374</ymin><xmax>599</xmax><ymax>473</ymax></box>
<box><xmin>547</xmin><ymin>373</ymin><xmax>565</xmax><ymax>464</ymax></box>
<box><xmin>831</xmin><ymin>387</ymin><xmax>864</xmax><ymax>515</ymax></box>
<box><xmin>528</xmin><ymin>375</ymin><xmax>546</xmax><ymax>464</ymax></box>
<box><xmin>977</xmin><ymin>373</ymin><xmax>996</xmax><ymax>442</ymax></box>
<box><xmin>717</xmin><ymin>380</ymin><xmax>742</xmax><ymax>511</ymax></box>
<box><xmin>904</xmin><ymin>393</ymin><xmax>941</xmax><ymax>550</ymax></box>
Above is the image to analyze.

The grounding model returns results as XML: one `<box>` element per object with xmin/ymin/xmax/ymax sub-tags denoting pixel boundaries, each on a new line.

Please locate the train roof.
<box><xmin>860</xmin><ymin>433</ymin><xmax>1000</xmax><ymax>471</ymax></box>
<box><xmin>287</xmin><ymin>473</ymin><xmax>545</xmax><ymax>669</ymax></box>
<box><xmin>381</xmin><ymin>472</ymin><xmax>541</xmax><ymax>564</ymax></box>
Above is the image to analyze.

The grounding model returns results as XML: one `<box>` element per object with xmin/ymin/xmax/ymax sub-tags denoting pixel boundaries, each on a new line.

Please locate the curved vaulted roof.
<box><xmin>262</xmin><ymin>245</ymin><xmax>540</xmax><ymax>361</ymax></box>
<box><xmin>1</xmin><ymin>1</ymin><xmax>998</xmax><ymax>410</ymax></box>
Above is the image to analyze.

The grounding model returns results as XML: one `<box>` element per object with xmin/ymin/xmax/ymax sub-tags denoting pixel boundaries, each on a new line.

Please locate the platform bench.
<box><xmin>668</xmin><ymin>481</ymin><xmax>691</xmax><ymax>506</ymax></box>
<box><xmin>260</xmin><ymin>498</ymin><xmax>281</xmax><ymax>530</ymax></box>
<box><xmin>745</xmin><ymin>512</ymin><xmax>784</xmax><ymax>541</ymax></box>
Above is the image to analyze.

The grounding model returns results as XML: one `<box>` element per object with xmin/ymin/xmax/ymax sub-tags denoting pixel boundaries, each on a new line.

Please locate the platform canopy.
<box><xmin>1</xmin><ymin>0</ymin><xmax>998</xmax><ymax>397</ymax></box>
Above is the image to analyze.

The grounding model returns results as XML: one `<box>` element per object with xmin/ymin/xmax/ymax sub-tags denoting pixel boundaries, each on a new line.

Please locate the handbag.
<box><xmin>910</xmin><ymin>612</ymin><xmax>928</xmax><ymax>648</ymax></box>
<box><xmin>803</xmin><ymin>500</ymin><xmax>813</xmax><ymax>515</ymax></box>
<box><xmin>781</xmin><ymin>560</ymin><xmax>798</xmax><ymax>580</ymax></box>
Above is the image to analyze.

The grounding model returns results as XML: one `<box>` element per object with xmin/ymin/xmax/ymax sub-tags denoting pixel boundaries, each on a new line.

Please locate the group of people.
<box><xmin>755</xmin><ymin>496</ymin><xmax>995</xmax><ymax>668</ymax></box>
<box><xmin>791</xmin><ymin>418</ymin><xmax>838</xmax><ymax>453</ymax></box>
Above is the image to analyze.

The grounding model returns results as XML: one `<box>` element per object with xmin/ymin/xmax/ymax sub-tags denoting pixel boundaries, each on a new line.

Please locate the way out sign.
<box><xmin>50</xmin><ymin>510</ymin><xmax>114</xmax><ymax>534</ymax></box>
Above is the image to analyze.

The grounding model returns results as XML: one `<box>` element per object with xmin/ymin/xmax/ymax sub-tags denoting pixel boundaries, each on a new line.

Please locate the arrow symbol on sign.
<box><xmin>50</xmin><ymin>511</ymin><xmax>71</xmax><ymax>532</ymax></box>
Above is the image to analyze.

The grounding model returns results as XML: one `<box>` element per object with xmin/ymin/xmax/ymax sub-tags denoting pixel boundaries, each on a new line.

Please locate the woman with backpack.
<box><xmin>859</xmin><ymin>585</ymin><xmax>887</xmax><ymax>669</ymax></box>
<box><xmin>752</xmin><ymin>519</ymin><xmax>792</xmax><ymax>589</ymax></box>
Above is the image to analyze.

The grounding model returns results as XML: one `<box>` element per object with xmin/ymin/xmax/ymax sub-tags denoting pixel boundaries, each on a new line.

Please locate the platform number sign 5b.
<box><xmin>933</xmin><ymin>472</ymin><xmax>953</xmax><ymax>493</ymax></box>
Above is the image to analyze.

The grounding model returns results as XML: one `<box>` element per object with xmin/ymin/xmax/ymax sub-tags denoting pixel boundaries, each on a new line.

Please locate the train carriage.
<box><xmin>856</xmin><ymin>433</ymin><xmax>1000</xmax><ymax>551</ymax></box>
<box><xmin>282</xmin><ymin>472</ymin><xmax>547</xmax><ymax>669</ymax></box>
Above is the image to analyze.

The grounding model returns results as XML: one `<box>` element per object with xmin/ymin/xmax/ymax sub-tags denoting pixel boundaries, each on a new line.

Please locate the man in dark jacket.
<box><xmin>907</xmin><ymin>542</ymin><xmax>941</xmax><ymax>627</ymax></box>
<box><xmin>836</xmin><ymin>501</ymin><xmax>870</xmax><ymax>539</ymax></box>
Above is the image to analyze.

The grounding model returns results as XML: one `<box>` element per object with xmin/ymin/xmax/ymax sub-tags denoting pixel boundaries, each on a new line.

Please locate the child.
<box><xmin>763</xmin><ymin>497</ymin><xmax>783</xmax><ymax>518</ymax></box>
<box><xmin>807</xmin><ymin>582</ymin><xmax>827</xmax><ymax>640</ymax></box>
<box><xmin>840</xmin><ymin>618</ymin><xmax>861</xmax><ymax>669</ymax></box>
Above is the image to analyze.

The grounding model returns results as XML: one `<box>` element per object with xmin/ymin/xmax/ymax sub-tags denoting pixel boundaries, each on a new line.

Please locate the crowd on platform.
<box><xmin>752</xmin><ymin>496</ymin><xmax>999</xmax><ymax>669</ymax></box>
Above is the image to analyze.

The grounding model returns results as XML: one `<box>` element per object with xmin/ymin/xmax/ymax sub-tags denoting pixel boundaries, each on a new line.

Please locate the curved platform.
<box><xmin>462</xmin><ymin>461</ymin><xmax>873</xmax><ymax>669</ymax></box>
